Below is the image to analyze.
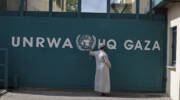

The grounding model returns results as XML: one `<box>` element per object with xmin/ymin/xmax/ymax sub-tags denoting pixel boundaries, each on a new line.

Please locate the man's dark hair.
<box><xmin>100</xmin><ymin>46</ymin><xmax>105</xmax><ymax>50</ymax></box>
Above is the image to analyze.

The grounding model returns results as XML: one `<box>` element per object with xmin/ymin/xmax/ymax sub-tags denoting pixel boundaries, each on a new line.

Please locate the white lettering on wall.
<box><xmin>12</xmin><ymin>36</ymin><xmax>20</xmax><ymax>47</ymax></box>
<box><xmin>134</xmin><ymin>40</ymin><xmax>143</xmax><ymax>50</ymax></box>
<box><xmin>98</xmin><ymin>39</ymin><xmax>106</xmax><ymax>49</ymax></box>
<box><xmin>36</xmin><ymin>37</ymin><xmax>45</xmax><ymax>48</ymax></box>
<box><xmin>47</xmin><ymin>37</ymin><xmax>61</xmax><ymax>48</ymax></box>
<box><xmin>152</xmin><ymin>41</ymin><xmax>160</xmax><ymax>51</ymax></box>
<box><xmin>62</xmin><ymin>38</ymin><xmax>73</xmax><ymax>48</ymax></box>
<box><xmin>124</xmin><ymin>40</ymin><xmax>134</xmax><ymax>50</ymax></box>
<box><xmin>124</xmin><ymin>40</ymin><xmax>161</xmax><ymax>51</ymax></box>
<box><xmin>23</xmin><ymin>37</ymin><xmax>33</xmax><ymax>47</ymax></box>
<box><xmin>144</xmin><ymin>40</ymin><xmax>151</xmax><ymax>51</ymax></box>
<box><xmin>107</xmin><ymin>39</ymin><xmax>117</xmax><ymax>50</ymax></box>
<box><xmin>10</xmin><ymin>35</ymin><xmax>161</xmax><ymax>51</ymax></box>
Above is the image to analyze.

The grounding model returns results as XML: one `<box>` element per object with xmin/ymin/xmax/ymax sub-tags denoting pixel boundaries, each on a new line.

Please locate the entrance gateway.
<box><xmin>0</xmin><ymin>0</ymin><xmax>167</xmax><ymax>92</ymax></box>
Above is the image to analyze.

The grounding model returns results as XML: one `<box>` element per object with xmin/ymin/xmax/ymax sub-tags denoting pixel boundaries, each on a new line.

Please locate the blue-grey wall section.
<box><xmin>0</xmin><ymin>15</ymin><xmax>167</xmax><ymax>92</ymax></box>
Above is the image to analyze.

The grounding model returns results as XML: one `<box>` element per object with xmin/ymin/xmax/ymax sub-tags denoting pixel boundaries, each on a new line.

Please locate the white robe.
<box><xmin>90</xmin><ymin>50</ymin><xmax>111</xmax><ymax>93</ymax></box>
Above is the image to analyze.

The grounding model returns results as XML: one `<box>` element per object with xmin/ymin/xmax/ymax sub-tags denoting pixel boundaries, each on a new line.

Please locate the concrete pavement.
<box><xmin>0</xmin><ymin>89</ymin><xmax>171</xmax><ymax>100</ymax></box>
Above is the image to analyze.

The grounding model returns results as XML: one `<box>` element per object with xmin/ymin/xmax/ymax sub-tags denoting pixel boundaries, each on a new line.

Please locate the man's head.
<box><xmin>100</xmin><ymin>45</ymin><xmax>105</xmax><ymax>51</ymax></box>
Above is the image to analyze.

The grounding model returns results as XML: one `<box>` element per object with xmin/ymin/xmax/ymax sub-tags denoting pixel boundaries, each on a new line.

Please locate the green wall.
<box><xmin>0</xmin><ymin>14</ymin><xmax>167</xmax><ymax>92</ymax></box>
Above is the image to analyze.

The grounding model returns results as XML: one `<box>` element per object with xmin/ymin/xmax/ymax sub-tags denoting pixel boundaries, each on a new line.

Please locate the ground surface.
<box><xmin>0</xmin><ymin>89</ymin><xmax>171</xmax><ymax>100</ymax></box>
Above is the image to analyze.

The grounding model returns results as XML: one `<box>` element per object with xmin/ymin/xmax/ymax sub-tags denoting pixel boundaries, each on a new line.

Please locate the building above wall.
<box><xmin>153</xmin><ymin>0</ymin><xmax>180</xmax><ymax>8</ymax></box>
<box><xmin>152</xmin><ymin>0</ymin><xmax>180</xmax><ymax>14</ymax></box>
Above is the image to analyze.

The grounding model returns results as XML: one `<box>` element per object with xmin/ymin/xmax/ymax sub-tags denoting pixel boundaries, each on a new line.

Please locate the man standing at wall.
<box><xmin>88</xmin><ymin>45</ymin><xmax>111</xmax><ymax>96</ymax></box>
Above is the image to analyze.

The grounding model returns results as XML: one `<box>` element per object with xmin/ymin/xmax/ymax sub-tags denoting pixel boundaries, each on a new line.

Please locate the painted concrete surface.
<box><xmin>166</xmin><ymin>3</ymin><xmax>180</xmax><ymax>100</ymax></box>
<box><xmin>0</xmin><ymin>89</ymin><xmax>170</xmax><ymax>100</ymax></box>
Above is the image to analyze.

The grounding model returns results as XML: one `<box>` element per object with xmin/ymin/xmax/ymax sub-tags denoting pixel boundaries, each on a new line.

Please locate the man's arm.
<box><xmin>88</xmin><ymin>47</ymin><xmax>97</xmax><ymax>56</ymax></box>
